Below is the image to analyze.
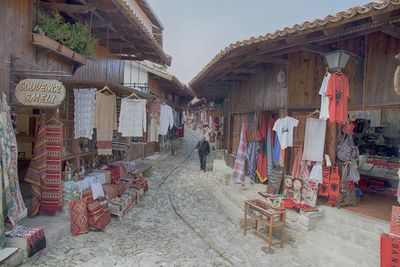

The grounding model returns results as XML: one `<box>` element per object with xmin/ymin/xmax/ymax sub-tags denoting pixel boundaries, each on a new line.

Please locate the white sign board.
<box><xmin>15</xmin><ymin>79</ymin><xmax>66</xmax><ymax>107</ymax></box>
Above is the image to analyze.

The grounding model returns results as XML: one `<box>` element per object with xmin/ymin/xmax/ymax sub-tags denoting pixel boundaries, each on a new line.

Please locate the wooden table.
<box><xmin>243</xmin><ymin>199</ymin><xmax>286</xmax><ymax>252</ymax></box>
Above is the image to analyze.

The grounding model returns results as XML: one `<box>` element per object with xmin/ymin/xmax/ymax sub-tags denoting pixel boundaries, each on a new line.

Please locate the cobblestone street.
<box><xmin>24</xmin><ymin>130</ymin><xmax>311</xmax><ymax>267</ymax></box>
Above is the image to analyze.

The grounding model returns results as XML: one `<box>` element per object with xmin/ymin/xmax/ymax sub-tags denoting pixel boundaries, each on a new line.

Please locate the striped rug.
<box><xmin>41</xmin><ymin>121</ymin><xmax>64</xmax><ymax>212</ymax></box>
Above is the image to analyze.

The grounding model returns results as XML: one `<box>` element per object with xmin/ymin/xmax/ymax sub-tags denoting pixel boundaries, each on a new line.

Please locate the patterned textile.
<box><xmin>6</xmin><ymin>226</ymin><xmax>46</xmax><ymax>257</ymax></box>
<box><xmin>232</xmin><ymin>122</ymin><xmax>248</xmax><ymax>184</ymax></box>
<box><xmin>74</xmin><ymin>88</ymin><xmax>96</xmax><ymax>139</ymax></box>
<box><xmin>256</xmin><ymin>113</ymin><xmax>268</xmax><ymax>183</ymax></box>
<box><xmin>69</xmin><ymin>200</ymin><xmax>89</xmax><ymax>236</ymax></box>
<box><xmin>0</xmin><ymin>95</ymin><xmax>27</xmax><ymax>229</ymax></box>
<box><xmin>87</xmin><ymin>200</ymin><xmax>105</xmax><ymax>223</ymax></box>
<box><xmin>267</xmin><ymin>169</ymin><xmax>284</xmax><ymax>194</ymax></box>
<box><xmin>102</xmin><ymin>184</ymin><xmax>118</xmax><ymax>200</ymax></box>
<box><xmin>94</xmin><ymin>92</ymin><xmax>117</xmax><ymax>155</ymax></box>
<box><xmin>89</xmin><ymin>210</ymin><xmax>111</xmax><ymax>231</ymax></box>
<box><xmin>41</xmin><ymin>121</ymin><xmax>64</xmax><ymax>212</ymax></box>
<box><xmin>25</xmin><ymin>118</ymin><xmax>46</xmax><ymax>217</ymax></box>
<box><xmin>246</xmin><ymin>142</ymin><xmax>259</xmax><ymax>181</ymax></box>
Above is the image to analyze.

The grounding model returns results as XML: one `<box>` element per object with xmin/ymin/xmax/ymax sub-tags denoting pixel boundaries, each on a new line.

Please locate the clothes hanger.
<box><xmin>306</xmin><ymin>109</ymin><xmax>320</xmax><ymax>118</ymax></box>
<box><xmin>45</xmin><ymin>117</ymin><xmax>64</xmax><ymax>126</ymax></box>
<box><xmin>98</xmin><ymin>85</ymin><xmax>115</xmax><ymax>95</ymax></box>
<box><xmin>335</xmin><ymin>67</ymin><xmax>343</xmax><ymax>76</ymax></box>
<box><xmin>124</xmin><ymin>92</ymin><xmax>141</xmax><ymax>99</ymax></box>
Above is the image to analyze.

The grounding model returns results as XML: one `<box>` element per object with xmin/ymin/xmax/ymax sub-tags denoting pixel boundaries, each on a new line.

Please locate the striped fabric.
<box><xmin>41</xmin><ymin>121</ymin><xmax>64</xmax><ymax>213</ymax></box>
<box><xmin>246</xmin><ymin>142</ymin><xmax>259</xmax><ymax>182</ymax></box>
<box><xmin>25</xmin><ymin>118</ymin><xmax>46</xmax><ymax>217</ymax></box>
<box><xmin>232</xmin><ymin>122</ymin><xmax>248</xmax><ymax>184</ymax></box>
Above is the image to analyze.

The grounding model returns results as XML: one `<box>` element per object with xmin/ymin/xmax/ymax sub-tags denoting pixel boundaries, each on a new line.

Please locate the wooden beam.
<box><xmin>323</xmin><ymin>24</ymin><xmax>346</xmax><ymax>36</ymax></box>
<box><xmin>219</xmin><ymin>74</ymin><xmax>251</xmax><ymax>81</ymax></box>
<box><xmin>381</xmin><ymin>24</ymin><xmax>400</xmax><ymax>40</ymax></box>
<box><xmin>302</xmin><ymin>44</ymin><xmax>334</xmax><ymax>54</ymax></box>
<box><xmin>40</xmin><ymin>2</ymin><xmax>96</xmax><ymax>14</ymax></box>
<box><xmin>251</xmin><ymin>55</ymin><xmax>288</xmax><ymax>65</ymax></box>
<box><xmin>233</xmin><ymin>68</ymin><xmax>269</xmax><ymax>74</ymax></box>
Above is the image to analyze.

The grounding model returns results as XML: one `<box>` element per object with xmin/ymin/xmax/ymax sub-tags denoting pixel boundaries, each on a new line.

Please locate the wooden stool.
<box><xmin>243</xmin><ymin>199</ymin><xmax>286</xmax><ymax>252</ymax></box>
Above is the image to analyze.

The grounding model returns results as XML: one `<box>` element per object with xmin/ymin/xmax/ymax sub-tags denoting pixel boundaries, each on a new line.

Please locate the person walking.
<box><xmin>196</xmin><ymin>136</ymin><xmax>210</xmax><ymax>172</ymax></box>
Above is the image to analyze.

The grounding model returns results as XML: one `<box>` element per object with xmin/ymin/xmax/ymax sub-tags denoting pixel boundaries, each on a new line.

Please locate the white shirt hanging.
<box><xmin>159</xmin><ymin>104</ymin><xmax>174</xmax><ymax>135</ymax></box>
<box><xmin>118</xmin><ymin>99</ymin><xmax>147</xmax><ymax>137</ymax></box>
<box><xmin>273</xmin><ymin>116</ymin><xmax>299</xmax><ymax>149</ymax></box>
<box><xmin>319</xmin><ymin>74</ymin><xmax>331</xmax><ymax>120</ymax></box>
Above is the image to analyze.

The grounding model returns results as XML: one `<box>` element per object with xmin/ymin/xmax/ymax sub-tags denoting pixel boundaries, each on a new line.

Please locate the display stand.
<box><xmin>243</xmin><ymin>199</ymin><xmax>286</xmax><ymax>252</ymax></box>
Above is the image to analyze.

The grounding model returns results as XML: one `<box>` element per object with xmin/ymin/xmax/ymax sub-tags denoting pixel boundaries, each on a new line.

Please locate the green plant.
<box><xmin>35</xmin><ymin>10</ymin><xmax>96</xmax><ymax>56</ymax></box>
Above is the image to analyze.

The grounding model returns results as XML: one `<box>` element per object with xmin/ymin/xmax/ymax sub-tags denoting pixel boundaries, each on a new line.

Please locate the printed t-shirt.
<box><xmin>272</xmin><ymin>116</ymin><xmax>299</xmax><ymax>149</ymax></box>
<box><xmin>326</xmin><ymin>73</ymin><xmax>349</xmax><ymax>124</ymax></box>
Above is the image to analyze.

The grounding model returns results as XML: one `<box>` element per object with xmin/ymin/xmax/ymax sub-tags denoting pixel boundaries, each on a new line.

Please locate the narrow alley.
<box><xmin>23</xmin><ymin>129</ymin><xmax>311</xmax><ymax>267</ymax></box>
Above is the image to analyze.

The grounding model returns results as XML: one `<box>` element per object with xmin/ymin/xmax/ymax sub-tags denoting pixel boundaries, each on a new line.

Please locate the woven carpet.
<box><xmin>41</xmin><ymin>121</ymin><xmax>63</xmax><ymax>212</ymax></box>
<box><xmin>25</xmin><ymin>119</ymin><xmax>46</xmax><ymax>217</ymax></box>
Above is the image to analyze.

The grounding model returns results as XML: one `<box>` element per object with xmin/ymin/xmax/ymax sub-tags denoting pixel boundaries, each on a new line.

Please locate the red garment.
<box><xmin>326</xmin><ymin>73</ymin><xmax>349</xmax><ymax>124</ymax></box>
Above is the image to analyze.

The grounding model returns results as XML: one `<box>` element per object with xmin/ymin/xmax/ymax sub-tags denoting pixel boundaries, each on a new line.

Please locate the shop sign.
<box><xmin>15</xmin><ymin>79</ymin><xmax>66</xmax><ymax>107</ymax></box>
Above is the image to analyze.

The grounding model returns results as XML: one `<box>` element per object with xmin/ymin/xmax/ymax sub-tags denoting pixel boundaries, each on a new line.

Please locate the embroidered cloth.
<box><xmin>118</xmin><ymin>99</ymin><xmax>147</xmax><ymax>137</ymax></box>
<box><xmin>74</xmin><ymin>88</ymin><xmax>96</xmax><ymax>139</ymax></box>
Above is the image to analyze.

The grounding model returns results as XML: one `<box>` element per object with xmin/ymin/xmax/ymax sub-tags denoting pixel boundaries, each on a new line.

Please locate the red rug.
<box><xmin>41</xmin><ymin>120</ymin><xmax>64</xmax><ymax>212</ymax></box>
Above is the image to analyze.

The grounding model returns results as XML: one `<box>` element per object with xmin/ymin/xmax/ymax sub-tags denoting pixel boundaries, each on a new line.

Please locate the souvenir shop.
<box><xmin>231</xmin><ymin>49</ymin><xmax>400</xmax><ymax>223</ymax></box>
<box><xmin>2</xmin><ymin>77</ymin><xmax>182</xmax><ymax>257</ymax></box>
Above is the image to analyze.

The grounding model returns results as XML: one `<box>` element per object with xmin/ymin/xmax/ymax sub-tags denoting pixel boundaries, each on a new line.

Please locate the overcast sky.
<box><xmin>147</xmin><ymin>0</ymin><xmax>371</xmax><ymax>84</ymax></box>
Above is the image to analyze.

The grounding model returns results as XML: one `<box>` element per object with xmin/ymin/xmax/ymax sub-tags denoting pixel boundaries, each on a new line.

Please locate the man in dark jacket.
<box><xmin>196</xmin><ymin>136</ymin><xmax>210</xmax><ymax>172</ymax></box>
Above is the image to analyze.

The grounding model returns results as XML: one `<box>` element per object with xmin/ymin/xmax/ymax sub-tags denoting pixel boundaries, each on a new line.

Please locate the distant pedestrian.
<box><xmin>196</xmin><ymin>136</ymin><xmax>210</xmax><ymax>172</ymax></box>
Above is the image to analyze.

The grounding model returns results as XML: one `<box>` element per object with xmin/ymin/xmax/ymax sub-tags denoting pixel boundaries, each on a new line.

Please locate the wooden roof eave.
<box><xmin>190</xmin><ymin>2</ymin><xmax>400</xmax><ymax>92</ymax></box>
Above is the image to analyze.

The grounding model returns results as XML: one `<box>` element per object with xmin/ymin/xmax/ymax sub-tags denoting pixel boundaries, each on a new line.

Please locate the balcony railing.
<box><xmin>123</xmin><ymin>82</ymin><xmax>150</xmax><ymax>93</ymax></box>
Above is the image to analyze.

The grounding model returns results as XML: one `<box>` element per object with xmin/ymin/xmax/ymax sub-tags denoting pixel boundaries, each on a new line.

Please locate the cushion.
<box><xmin>102</xmin><ymin>184</ymin><xmax>118</xmax><ymax>200</ymax></box>
<box><xmin>87</xmin><ymin>200</ymin><xmax>105</xmax><ymax>223</ymax></box>
<box><xmin>69</xmin><ymin>200</ymin><xmax>89</xmax><ymax>236</ymax></box>
<box><xmin>88</xmin><ymin>211</ymin><xmax>111</xmax><ymax>231</ymax></box>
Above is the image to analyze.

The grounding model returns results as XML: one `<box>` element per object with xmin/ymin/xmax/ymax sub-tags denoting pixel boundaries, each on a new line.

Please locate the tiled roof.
<box><xmin>189</xmin><ymin>0</ymin><xmax>400</xmax><ymax>87</ymax></box>
<box><xmin>114</xmin><ymin>0</ymin><xmax>171</xmax><ymax>66</ymax></box>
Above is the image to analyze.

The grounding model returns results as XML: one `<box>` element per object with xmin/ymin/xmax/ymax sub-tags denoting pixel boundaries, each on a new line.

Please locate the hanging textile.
<box><xmin>291</xmin><ymin>145</ymin><xmax>303</xmax><ymax>180</ymax></box>
<box><xmin>273</xmin><ymin>134</ymin><xmax>280</xmax><ymax>165</ymax></box>
<box><xmin>273</xmin><ymin>116</ymin><xmax>299</xmax><ymax>149</ymax></box>
<box><xmin>303</xmin><ymin>118</ymin><xmax>326</xmax><ymax>162</ymax></box>
<box><xmin>118</xmin><ymin>99</ymin><xmax>147</xmax><ymax>137</ymax></box>
<box><xmin>267</xmin><ymin>116</ymin><xmax>275</xmax><ymax>175</ymax></box>
<box><xmin>319</xmin><ymin>73</ymin><xmax>331</xmax><ymax>120</ymax></box>
<box><xmin>326</xmin><ymin>73</ymin><xmax>349</xmax><ymax>125</ymax></box>
<box><xmin>245</xmin><ymin>142</ymin><xmax>259</xmax><ymax>182</ymax></box>
<box><xmin>74</xmin><ymin>88</ymin><xmax>96</xmax><ymax>139</ymax></box>
<box><xmin>256</xmin><ymin>113</ymin><xmax>268</xmax><ymax>183</ymax></box>
<box><xmin>25</xmin><ymin>118</ymin><xmax>46</xmax><ymax>217</ymax></box>
<box><xmin>159</xmin><ymin>104</ymin><xmax>174</xmax><ymax>136</ymax></box>
<box><xmin>94</xmin><ymin>92</ymin><xmax>117</xmax><ymax>155</ymax></box>
<box><xmin>41</xmin><ymin>120</ymin><xmax>64</xmax><ymax>212</ymax></box>
<box><xmin>232</xmin><ymin>122</ymin><xmax>248</xmax><ymax>184</ymax></box>
<box><xmin>148</xmin><ymin>99</ymin><xmax>161</xmax><ymax>142</ymax></box>
<box><xmin>309</xmin><ymin>162</ymin><xmax>323</xmax><ymax>184</ymax></box>
<box><xmin>1</xmin><ymin>95</ymin><xmax>27</xmax><ymax>226</ymax></box>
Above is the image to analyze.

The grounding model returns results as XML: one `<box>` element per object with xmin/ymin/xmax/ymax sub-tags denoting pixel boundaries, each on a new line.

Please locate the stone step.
<box><xmin>0</xmin><ymin>248</ymin><xmax>23</xmax><ymax>267</ymax></box>
<box><xmin>303</xmin><ymin>229</ymin><xmax>379</xmax><ymax>267</ymax></box>
<box><xmin>317</xmin><ymin>205</ymin><xmax>389</xmax><ymax>234</ymax></box>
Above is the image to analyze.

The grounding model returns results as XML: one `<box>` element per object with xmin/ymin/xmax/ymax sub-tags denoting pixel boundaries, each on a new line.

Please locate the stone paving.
<box><xmin>23</xmin><ymin>130</ymin><xmax>314</xmax><ymax>267</ymax></box>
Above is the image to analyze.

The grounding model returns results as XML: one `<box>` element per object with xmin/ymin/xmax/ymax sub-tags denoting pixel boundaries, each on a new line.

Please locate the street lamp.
<box><xmin>323</xmin><ymin>50</ymin><xmax>351</xmax><ymax>71</ymax></box>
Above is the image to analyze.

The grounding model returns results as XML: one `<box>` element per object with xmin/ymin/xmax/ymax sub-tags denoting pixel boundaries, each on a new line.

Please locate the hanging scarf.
<box><xmin>232</xmin><ymin>122</ymin><xmax>248</xmax><ymax>184</ymax></box>
<box><xmin>256</xmin><ymin>113</ymin><xmax>268</xmax><ymax>183</ymax></box>
<box><xmin>246</xmin><ymin>141</ymin><xmax>259</xmax><ymax>182</ymax></box>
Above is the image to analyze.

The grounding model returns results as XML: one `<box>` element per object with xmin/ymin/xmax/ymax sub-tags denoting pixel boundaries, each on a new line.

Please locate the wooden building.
<box><xmin>190</xmin><ymin>1</ymin><xmax>400</xmax><ymax>221</ymax></box>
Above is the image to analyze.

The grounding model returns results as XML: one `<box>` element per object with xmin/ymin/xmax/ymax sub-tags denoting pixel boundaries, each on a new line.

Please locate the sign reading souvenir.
<box><xmin>15</xmin><ymin>79</ymin><xmax>66</xmax><ymax>107</ymax></box>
